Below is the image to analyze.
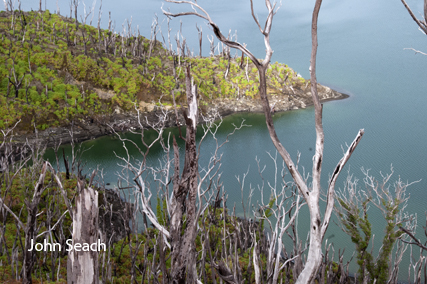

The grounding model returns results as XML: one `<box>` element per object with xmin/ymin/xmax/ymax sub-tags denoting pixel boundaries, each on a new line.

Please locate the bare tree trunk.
<box><xmin>7</xmin><ymin>58</ymin><xmax>25</xmax><ymax>99</ymax></box>
<box><xmin>97</xmin><ymin>0</ymin><xmax>102</xmax><ymax>54</ymax></box>
<box><xmin>196</xmin><ymin>24</ymin><xmax>202</xmax><ymax>57</ymax></box>
<box><xmin>22</xmin><ymin>162</ymin><xmax>48</xmax><ymax>284</ymax></box>
<box><xmin>67</xmin><ymin>179</ymin><xmax>100</xmax><ymax>284</ymax></box>
<box><xmin>170</xmin><ymin>65</ymin><xmax>199</xmax><ymax>284</ymax></box>
<box><xmin>74</xmin><ymin>0</ymin><xmax>79</xmax><ymax>31</ymax></box>
<box><xmin>81</xmin><ymin>27</ymin><xmax>88</xmax><ymax>56</ymax></box>
<box><xmin>295</xmin><ymin>2</ymin><xmax>324</xmax><ymax>282</ymax></box>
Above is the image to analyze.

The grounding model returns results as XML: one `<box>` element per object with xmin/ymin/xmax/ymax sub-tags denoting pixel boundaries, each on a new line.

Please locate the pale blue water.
<box><xmin>19</xmin><ymin>0</ymin><xmax>427</xmax><ymax>280</ymax></box>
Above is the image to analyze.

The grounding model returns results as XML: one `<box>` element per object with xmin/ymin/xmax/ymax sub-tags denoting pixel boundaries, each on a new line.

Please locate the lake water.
<box><xmin>19</xmin><ymin>0</ymin><xmax>427</xmax><ymax>280</ymax></box>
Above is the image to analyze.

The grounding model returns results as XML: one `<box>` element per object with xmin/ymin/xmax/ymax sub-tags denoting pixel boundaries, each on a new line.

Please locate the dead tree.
<box><xmin>102</xmin><ymin>12</ymin><xmax>115</xmax><ymax>55</ymax></box>
<box><xmin>168</xmin><ymin>66</ymin><xmax>201</xmax><ymax>283</ymax></box>
<box><xmin>174</xmin><ymin>23</ymin><xmax>186</xmax><ymax>66</ymax></box>
<box><xmin>6</xmin><ymin>56</ymin><xmax>26</xmax><ymax>99</ymax></box>
<box><xmin>73</xmin><ymin>0</ymin><xmax>79</xmax><ymax>30</ymax></box>
<box><xmin>207</xmin><ymin>34</ymin><xmax>215</xmax><ymax>57</ymax></box>
<box><xmin>79</xmin><ymin>1</ymin><xmax>96</xmax><ymax>56</ymax></box>
<box><xmin>144</xmin><ymin>16</ymin><xmax>160</xmax><ymax>68</ymax></box>
<box><xmin>66</xmin><ymin>176</ymin><xmax>100</xmax><ymax>284</ymax></box>
<box><xmin>97</xmin><ymin>0</ymin><xmax>103</xmax><ymax>53</ymax></box>
<box><xmin>56</xmin><ymin>0</ymin><xmax>60</xmax><ymax>14</ymax></box>
<box><xmin>196</xmin><ymin>24</ymin><xmax>202</xmax><ymax>57</ymax></box>
<box><xmin>22</xmin><ymin>162</ymin><xmax>49</xmax><ymax>284</ymax></box>
<box><xmin>163</xmin><ymin>1</ymin><xmax>364</xmax><ymax>283</ymax></box>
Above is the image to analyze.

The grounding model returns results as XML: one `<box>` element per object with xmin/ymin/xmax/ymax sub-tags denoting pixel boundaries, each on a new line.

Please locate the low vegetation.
<box><xmin>0</xmin><ymin>9</ymin><xmax>305</xmax><ymax>133</ymax></box>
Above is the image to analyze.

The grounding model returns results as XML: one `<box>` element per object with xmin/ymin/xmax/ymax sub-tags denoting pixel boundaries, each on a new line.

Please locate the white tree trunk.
<box><xmin>68</xmin><ymin>181</ymin><xmax>99</xmax><ymax>284</ymax></box>
<box><xmin>295</xmin><ymin>199</ymin><xmax>322</xmax><ymax>284</ymax></box>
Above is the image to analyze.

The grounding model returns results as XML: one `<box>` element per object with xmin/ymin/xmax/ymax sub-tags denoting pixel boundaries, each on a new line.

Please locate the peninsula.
<box><xmin>0</xmin><ymin>10</ymin><xmax>346</xmax><ymax>146</ymax></box>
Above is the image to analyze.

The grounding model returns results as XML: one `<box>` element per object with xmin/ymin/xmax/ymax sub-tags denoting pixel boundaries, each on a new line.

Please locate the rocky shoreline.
<box><xmin>12</xmin><ymin>84</ymin><xmax>347</xmax><ymax>148</ymax></box>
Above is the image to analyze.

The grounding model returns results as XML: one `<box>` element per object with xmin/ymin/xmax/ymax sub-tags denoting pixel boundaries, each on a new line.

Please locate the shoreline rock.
<box><xmin>11</xmin><ymin>85</ymin><xmax>348</xmax><ymax>148</ymax></box>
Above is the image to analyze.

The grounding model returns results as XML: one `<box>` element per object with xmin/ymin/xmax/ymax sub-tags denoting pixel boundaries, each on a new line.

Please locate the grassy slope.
<box><xmin>0</xmin><ymin>9</ymin><xmax>305</xmax><ymax>134</ymax></box>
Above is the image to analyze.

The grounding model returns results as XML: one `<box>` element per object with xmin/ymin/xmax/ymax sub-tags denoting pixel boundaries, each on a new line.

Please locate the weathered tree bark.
<box><xmin>67</xmin><ymin>179</ymin><xmax>100</xmax><ymax>284</ymax></box>
<box><xmin>7</xmin><ymin>61</ymin><xmax>25</xmax><ymax>99</ymax></box>
<box><xmin>170</xmin><ymin>65</ymin><xmax>199</xmax><ymax>284</ymax></box>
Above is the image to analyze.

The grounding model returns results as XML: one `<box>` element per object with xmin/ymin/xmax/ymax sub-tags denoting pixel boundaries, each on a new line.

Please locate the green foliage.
<box><xmin>259</xmin><ymin>196</ymin><xmax>275</xmax><ymax>231</ymax></box>
<box><xmin>0</xmin><ymin>10</ymin><xmax>301</xmax><ymax>132</ymax></box>
<box><xmin>337</xmin><ymin>192</ymin><xmax>403</xmax><ymax>284</ymax></box>
<box><xmin>156</xmin><ymin>197</ymin><xmax>168</xmax><ymax>226</ymax></box>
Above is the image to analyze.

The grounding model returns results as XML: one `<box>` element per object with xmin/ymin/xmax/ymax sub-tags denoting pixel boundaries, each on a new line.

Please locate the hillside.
<box><xmin>0</xmin><ymin>9</ymin><xmax>346</xmax><ymax>144</ymax></box>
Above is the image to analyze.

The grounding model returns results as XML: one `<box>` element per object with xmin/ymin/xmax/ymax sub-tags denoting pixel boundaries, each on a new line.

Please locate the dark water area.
<box><xmin>19</xmin><ymin>0</ymin><xmax>427</xmax><ymax>280</ymax></box>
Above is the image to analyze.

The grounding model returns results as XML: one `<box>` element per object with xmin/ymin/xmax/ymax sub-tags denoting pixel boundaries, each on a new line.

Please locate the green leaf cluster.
<box><xmin>337</xmin><ymin>194</ymin><xmax>404</xmax><ymax>284</ymax></box>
